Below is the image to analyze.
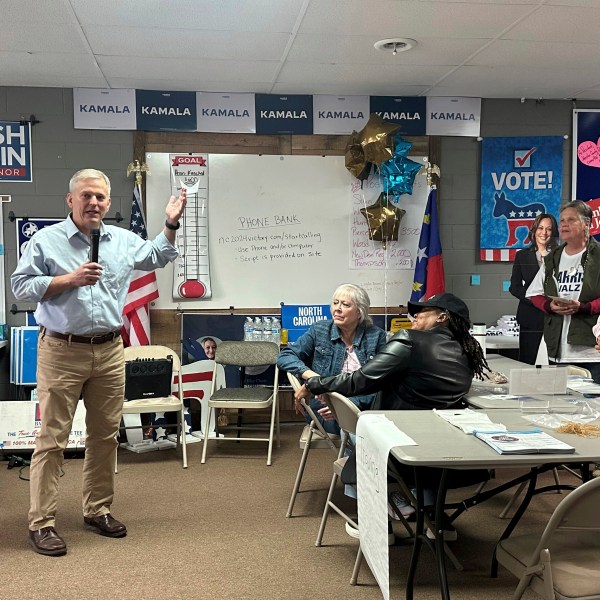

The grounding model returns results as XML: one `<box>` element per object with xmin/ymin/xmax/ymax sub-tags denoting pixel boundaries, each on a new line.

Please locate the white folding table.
<box><xmin>377</xmin><ymin>409</ymin><xmax>600</xmax><ymax>600</ymax></box>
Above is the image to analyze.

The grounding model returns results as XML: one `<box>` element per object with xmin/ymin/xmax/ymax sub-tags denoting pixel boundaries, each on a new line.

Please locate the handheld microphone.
<box><xmin>90</xmin><ymin>229</ymin><xmax>100</xmax><ymax>263</ymax></box>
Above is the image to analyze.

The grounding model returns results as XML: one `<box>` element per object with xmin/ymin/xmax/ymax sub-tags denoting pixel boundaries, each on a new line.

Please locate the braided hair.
<box><xmin>446</xmin><ymin>312</ymin><xmax>489</xmax><ymax>381</ymax></box>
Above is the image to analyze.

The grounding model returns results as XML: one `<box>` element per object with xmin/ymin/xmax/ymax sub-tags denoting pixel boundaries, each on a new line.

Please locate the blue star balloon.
<box><xmin>392</xmin><ymin>135</ymin><xmax>413</xmax><ymax>158</ymax></box>
<box><xmin>380</xmin><ymin>153</ymin><xmax>422</xmax><ymax>196</ymax></box>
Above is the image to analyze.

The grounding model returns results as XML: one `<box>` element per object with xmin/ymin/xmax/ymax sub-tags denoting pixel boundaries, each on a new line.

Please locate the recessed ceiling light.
<box><xmin>374</xmin><ymin>38</ymin><xmax>417</xmax><ymax>55</ymax></box>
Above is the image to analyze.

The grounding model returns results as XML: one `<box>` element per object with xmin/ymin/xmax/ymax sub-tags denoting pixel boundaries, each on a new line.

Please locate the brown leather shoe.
<box><xmin>29</xmin><ymin>527</ymin><xmax>67</xmax><ymax>556</ymax></box>
<box><xmin>83</xmin><ymin>513</ymin><xmax>127</xmax><ymax>538</ymax></box>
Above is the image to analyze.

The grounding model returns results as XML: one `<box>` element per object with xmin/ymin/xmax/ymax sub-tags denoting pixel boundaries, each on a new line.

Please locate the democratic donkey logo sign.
<box><xmin>480</xmin><ymin>136</ymin><xmax>563</xmax><ymax>261</ymax></box>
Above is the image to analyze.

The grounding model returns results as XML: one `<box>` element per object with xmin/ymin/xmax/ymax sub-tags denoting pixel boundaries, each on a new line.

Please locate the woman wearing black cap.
<box><xmin>296</xmin><ymin>292</ymin><xmax>488</xmax><ymax>412</ymax></box>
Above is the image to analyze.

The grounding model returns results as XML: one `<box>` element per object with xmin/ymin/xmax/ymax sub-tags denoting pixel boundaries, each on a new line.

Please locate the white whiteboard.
<box><xmin>145</xmin><ymin>153</ymin><xmax>428</xmax><ymax>309</ymax></box>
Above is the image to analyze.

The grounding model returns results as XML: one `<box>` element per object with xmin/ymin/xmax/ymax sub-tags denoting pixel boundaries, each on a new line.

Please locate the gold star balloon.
<box><xmin>360</xmin><ymin>192</ymin><xmax>406</xmax><ymax>246</ymax></box>
<box><xmin>344</xmin><ymin>130</ymin><xmax>371</xmax><ymax>180</ymax></box>
<box><xmin>358</xmin><ymin>113</ymin><xmax>400</xmax><ymax>166</ymax></box>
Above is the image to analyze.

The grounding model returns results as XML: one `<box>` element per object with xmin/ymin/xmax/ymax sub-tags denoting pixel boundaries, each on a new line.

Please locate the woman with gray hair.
<box><xmin>277</xmin><ymin>283</ymin><xmax>386</xmax><ymax>434</ymax></box>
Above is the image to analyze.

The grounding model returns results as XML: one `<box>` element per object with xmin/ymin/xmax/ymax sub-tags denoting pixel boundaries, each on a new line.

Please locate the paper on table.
<box><xmin>474</xmin><ymin>430</ymin><xmax>575</xmax><ymax>454</ymax></box>
<box><xmin>356</xmin><ymin>413</ymin><xmax>417</xmax><ymax>600</ymax></box>
<box><xmin>360</xmin><ymin>413</ymin><xmax>418</xmax><ymax>446</ymax></box>
<box><xmin>567</xmin><ymin>379</ymin><xmax>600</xmax><ymax>395</ymax></box>
<box><xmin>433</xmin><ymin>408</ymin><xmax>507</xmax><ymax>434</ymax></box>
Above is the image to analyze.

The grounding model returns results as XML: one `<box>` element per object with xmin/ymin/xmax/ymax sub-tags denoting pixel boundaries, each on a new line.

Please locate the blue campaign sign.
<box><xmin>136</xmin><ymin>90</ymin><xmax>197</xmax><ymax>132</ymax></box>
<box><xmin>369</xmin><ymin>96</ymin><xmax>426</xmax><ymax>135</ymax></box>
<box><xmin>10</xmin><ymin>326</ymin><xmax>38</xmax><ymax>385</ymax></box>
<box><xmin>255</xmin><ymin>94</ymin><xmax>313</xmax><ymax>134</ymax></box>
<box><xmin>0</xmin><ymin>121</ymin><xmax>32</xmax><ymax>182</ymax></box>
<box><xmin>480</xmin><ymin>136</ymin><xmax>563</xmax><ymax>251</ymax></box>
<box><xmin>281</xmin><ymin>305</ymin><xmax>331</xmax><ymax>342</ymax></box>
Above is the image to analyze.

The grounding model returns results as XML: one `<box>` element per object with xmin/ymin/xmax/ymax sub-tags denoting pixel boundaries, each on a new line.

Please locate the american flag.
<box><xmin>410</xmin><ymin>187</ymin><xmax>445</xmax><ymax>302</ymax></box>
<box><xmin>121</xmin><ymin>184</ymin><xmax>159</xmax><ymax>347</ymax></box>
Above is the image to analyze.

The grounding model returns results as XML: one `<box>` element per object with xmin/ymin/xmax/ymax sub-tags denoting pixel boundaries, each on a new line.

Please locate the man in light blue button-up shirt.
<box><xmin>11</xmin><ymin>168</ymin><xmax>186</xmax><ymax>556</ymax></box>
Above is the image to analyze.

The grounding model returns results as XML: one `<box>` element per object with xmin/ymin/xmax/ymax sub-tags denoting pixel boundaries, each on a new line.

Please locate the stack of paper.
<box><xmin>433</xmin><ymin>408</ymin><xmax>507</xmax><ymax>434</ymax></box>
<box><xmin>474</xmin><ymin>430</ymin><xmax>575</xmax><ymax>454</ymax></box>
<box><xmin>567</xmin><ymin>378</ymin><xmax>600</xmax><ymax>396</ymax></box>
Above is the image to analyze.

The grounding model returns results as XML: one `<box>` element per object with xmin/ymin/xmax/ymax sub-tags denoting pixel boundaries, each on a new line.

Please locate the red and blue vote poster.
<box><xmin>480</xmin><ymin>136</ymin><xmax>563</xmax><ymax>262</ymax></box>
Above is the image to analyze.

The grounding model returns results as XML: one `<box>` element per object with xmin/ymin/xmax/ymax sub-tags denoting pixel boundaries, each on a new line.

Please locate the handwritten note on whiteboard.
<box><xmin>217</xmin><ymin>215</ymin><xmax>325</xmax><ymax>266</ymax></box>
<box><xmin>350</xmin><ymin>166</ymin><xmax>428</xmax><ymax>270</ymax></box>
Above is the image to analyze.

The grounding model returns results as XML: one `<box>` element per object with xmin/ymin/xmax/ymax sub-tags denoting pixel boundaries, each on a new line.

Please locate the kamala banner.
<box><xmin>72</xmin><ymin>89</ymin><xmax>483</xmax><ymax>137</ymax></box>
<box><xmin>0</xmin><ymin>121</ymin><xmax>32</xmax><ymax>182</ymax></box>
<box><xmin>369</xmin><ymin>96</ymin><xmax>426</xmax><ymax>135</ymax></box>
<box><xmin>255</xmin><ymin>94</ymin><xmax>313</xmax><ymax>135</ymax></box>
<box><xmin>573</xmin><ymin>109</ymin><xmax>600</xmax><ymax>202</ymax></box>
<box><xmin>313</xmin><ymin>95</ymin><xmax>369</xmax><ymax>135</ymax></box>
<box><xmin>136</xmin><ymin>90</ymin><xmax>197</xmax><ymax>132</ymax></box>
<box><xmin>73</xmin><ymin>88</ymin><xmax>136</xmax><ymax>130</ymax></box>
<box><xmin>480</xmin><ymin>136</ymin><xmax>563</xmax><ymax>262</ymax></box>
<box><xmin>196</xmin><ymin>92</ymin><xmax>256</xmax><ymax>133</ymax></box>
<box><xmin>426</xmin><ymin>97</ymin><xmax>481</xmax><ymax>137</ymax></box>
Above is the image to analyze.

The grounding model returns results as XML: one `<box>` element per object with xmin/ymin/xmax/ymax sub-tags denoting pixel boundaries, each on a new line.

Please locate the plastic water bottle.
<box><xmin>262</xmin><ymin>317</ymin><xmax>272</xmax><ymax>343</ymax></box>
<box><xmin>243</xmin><ymin>317</ymin><xmax>254</xmax><ymax>341</ymax></box>
<box><xmin>272</xmin><ymin>318</ymin><xmax>281</xmax><ymax>345</ymax></box>
<box><xmin>253</xmin><ymin>316</ymin><xmax>263</xmax><ymax>341</ymax></box>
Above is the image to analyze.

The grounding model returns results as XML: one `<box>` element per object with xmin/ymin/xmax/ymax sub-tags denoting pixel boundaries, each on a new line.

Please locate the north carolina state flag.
<box><xmin>410</xmin><ymin>188</ymin><xmax>445</xmax><ymax>302</ymax></box>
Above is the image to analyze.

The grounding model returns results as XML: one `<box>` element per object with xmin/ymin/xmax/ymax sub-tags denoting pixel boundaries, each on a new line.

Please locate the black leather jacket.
<box><xmin>306</xmin><ymin>326</ymin><xmax>473</xmax><ymax>411</ymax></box>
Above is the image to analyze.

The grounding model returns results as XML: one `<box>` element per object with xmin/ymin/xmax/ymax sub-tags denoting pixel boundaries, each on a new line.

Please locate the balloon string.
<box><xmin>360</xmin><ymin>189</ymin><xmax>375</xmax><ymax>244</ymax></box>
<box><xmin>384</xmin><ymin>242</ymin><xmax>389</xmax><ymax>330</ymax></box>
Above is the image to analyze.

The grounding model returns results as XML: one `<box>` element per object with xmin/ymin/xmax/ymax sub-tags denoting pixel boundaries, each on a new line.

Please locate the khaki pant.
<box><xmin>28</xmin><ymin>334</ymin><xmax>125</xmax><ymax>530</ymax></box>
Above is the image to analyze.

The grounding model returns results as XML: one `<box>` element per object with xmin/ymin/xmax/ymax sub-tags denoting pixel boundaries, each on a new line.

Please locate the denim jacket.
<box><xmin>277</xmin><ymin>319</ymin><xmax>387</xmax><ymax>409</ymax></box>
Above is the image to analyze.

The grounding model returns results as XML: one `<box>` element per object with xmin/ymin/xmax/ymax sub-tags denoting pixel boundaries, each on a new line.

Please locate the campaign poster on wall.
<box><xmin>16</xmin><ymin>218</ymin><xmax>61</xmax><ymax>259</ymax></box>
<box><xmin>136</xmin><ymin>90</ymin><xmax>197</xmax><ymax>132</ymax></box>
<box><xmin>281</xmin><ymin>304</ymin><xmax>331</xmax><ymax>342</ymax></box>
<box><xmin>255</xmin><ymin>94</ymin><xmax>313</xmax><ymax>135</ymax></box>
<box><xmin>573</xmin><ymin>109</ymin><xmax>600</xmax><ymax>202</ymax></box>
<box><xmin>480</xmin><ymin>136</ymin><xmax>563</xmax><ymax>262</ymax></box>
<box><xmin>196</xmin><ymin>92</ymin><xmax>256</xmax><ymax>133</ymax></box>
<box><xmin>73</xmin><ymin>88</ymin><xmax>137</xmax><ymax>130</ymax></box>
<box><xmin>312</xmin><ymin>95</ymin><xmax>369</xmax><ymax>135</ymax></box>
<box><xmin>426</xmin><ymin>97</ymin><xmax>481</xmax><ymax>137</ymax></box>
<box><xmin>369</xmin><ymin>96</ymin><xmax>426</xmax><ymax>136</ymax></box>
<box><xmin>0</xmin><ymin>121</ymin><xmax>32</xmax><ymax>182</ymax></box>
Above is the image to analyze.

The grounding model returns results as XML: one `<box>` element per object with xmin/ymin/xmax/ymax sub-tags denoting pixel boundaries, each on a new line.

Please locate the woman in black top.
<box><xmin>509</xmin><ymin>213</ymin><xmax>558</xmax><ymax>364</ymax></box>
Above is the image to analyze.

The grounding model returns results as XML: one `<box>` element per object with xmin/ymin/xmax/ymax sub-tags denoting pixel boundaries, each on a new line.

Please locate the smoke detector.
<box><xmin>374</xmin><ymin>38</ymin><xmax>417</xmax><ymax>55</ymax></box>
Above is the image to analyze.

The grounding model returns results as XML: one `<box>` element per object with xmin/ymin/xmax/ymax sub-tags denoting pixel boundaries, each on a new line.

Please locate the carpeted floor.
<box><xmin>0</xmin><ymin>423</ymin><xmax>573</xmax><ymax>599</ymax></box>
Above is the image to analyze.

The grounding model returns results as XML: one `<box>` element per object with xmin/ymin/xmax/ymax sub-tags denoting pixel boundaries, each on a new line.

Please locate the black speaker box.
<box><xmin>125</xmin><ymin>356</ymin><xmax>173</xmax><ymax>400</ymax></box>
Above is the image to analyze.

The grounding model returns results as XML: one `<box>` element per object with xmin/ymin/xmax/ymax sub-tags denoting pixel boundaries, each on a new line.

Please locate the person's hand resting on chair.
<box><xmin>294</xmin><ymin>382</ymin><xmax>335</xmax><ymax>421</ymax></box>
